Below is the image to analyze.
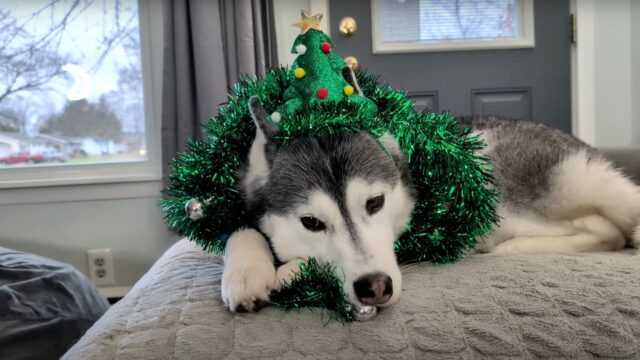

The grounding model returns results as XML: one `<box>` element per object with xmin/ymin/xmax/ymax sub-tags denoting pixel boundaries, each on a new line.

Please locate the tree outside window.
<box><xmin>0</xmin><ymin>0</ymin><xmax>146</xmax><ymax>166</ymax></box>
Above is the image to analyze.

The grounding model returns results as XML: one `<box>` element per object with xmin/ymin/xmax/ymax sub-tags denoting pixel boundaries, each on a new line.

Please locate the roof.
<box><xmin>0</xmin><ymin>132</ymin><xmax>69</xmax><ymax>144</ymax></box>
<box><xmin>0</xmin><ymin>132</ymin><xmax>33</xmax><ymax>142</ymax></box>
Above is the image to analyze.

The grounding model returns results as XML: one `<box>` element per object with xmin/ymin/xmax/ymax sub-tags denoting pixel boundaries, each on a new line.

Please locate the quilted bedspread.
<box><xmin>64</xmin><ymin>240</ymin><xmax>640</xmax><ymax>359</ymax></box>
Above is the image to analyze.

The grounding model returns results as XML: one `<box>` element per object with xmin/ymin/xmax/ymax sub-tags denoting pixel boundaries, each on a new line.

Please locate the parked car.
<box><xmin>0</xmin><ymin>152</ymin><xmax>45</xmax><ymax>165</ymax></box>
<box><xmin>40</xmin><ymin>149</ymin><xmax>69</xmax><ymax>163</ymax></box>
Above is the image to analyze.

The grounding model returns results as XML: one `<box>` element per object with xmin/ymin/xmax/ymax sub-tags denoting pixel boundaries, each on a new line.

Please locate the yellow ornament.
<box><xmin>294</xmin><ymin>67</ymin><xmax>306</xmax><ymax>79</ymax></box>
<box><xmin>343</xmin><ymin>85</ymin><xmax>354</xmax><ymax>96</ymax></box>
<box><xmin>292</xmin><ymin>10</ymin><xmax>323</xmax><ymax>34</ymax></box>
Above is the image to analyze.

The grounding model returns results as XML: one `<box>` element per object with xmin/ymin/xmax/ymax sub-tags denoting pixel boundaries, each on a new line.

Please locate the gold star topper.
<box><xmin>292</xmin><ymin>10</ymin><xmax>323</xmax><ymax>34</ymax></box>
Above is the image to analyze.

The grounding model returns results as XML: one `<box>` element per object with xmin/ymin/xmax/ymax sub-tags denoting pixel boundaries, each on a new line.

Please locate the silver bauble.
<box><xmin>185</xmin><ymin>198</ymin><xmax>204</xmax><ymax>220</ymax></box>
<box><xmin>353</xmin><ymin>304</ymin><xmax>377</xmax><ymax>321</ymax></box>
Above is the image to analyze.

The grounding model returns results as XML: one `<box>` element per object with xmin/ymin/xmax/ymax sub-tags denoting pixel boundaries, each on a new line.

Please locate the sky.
<box><xmin>0</xmin><ymin>0</ymin><xmax>143</xmax><ymax>134</ymax></box>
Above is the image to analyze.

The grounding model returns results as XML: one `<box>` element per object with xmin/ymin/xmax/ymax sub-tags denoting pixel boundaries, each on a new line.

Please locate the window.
<box><xmin>0</xmin><ymin>0</ymin><xmax>160</xmax><ymax>187</ymax></box>
<box><xmin>372</xmin><ymin>0</ymin><xmax>534</xmax><ymax>53</ymax></box>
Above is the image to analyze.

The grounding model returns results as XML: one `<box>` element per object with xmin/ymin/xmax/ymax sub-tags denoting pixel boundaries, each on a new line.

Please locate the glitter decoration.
<box><xmin>270</xmin><ymin>111</ymin><xmax>282</xmax><ymax>123</ymax></box>
<box><xmin>294</xmin><ymin>67</ymin><xmax>306</xmax><ymax>79</ymax></box>
<box><xmin>185</xmin><ymin>198</ymin><xmax>204</xmax><ymax>220</ymax></box>
<box><xmin>353</xmin><ymin>304</ymin><xmax>377</xmax><ymax>321</ymax></box>
<box><xmin>320</xmin><ymin>41</ymin><xmax>331</xmax><ymax>53</ymax></box>
<box><xmin>316</xmin><ymin>87</ymin><xmax>328</xmax><ymax>99</ymax></box>
<box><xmin>343</xmin><ymin>85</ymin><xmax>354</xmax><ymax>96</ymax></box>
<box><xmin>270</xmin><ymin>258</ymin><xmax>356</xmax><ymax>322</ymax></box>
<box><xmin>295</xmin><ymin>44</ymin><xmax>307</xmax><ymax>55</ymax></box>
<box><xmin>292</xmin><ymin>10</ymin><xmax>322</xmax><ymax>34</ymax></box>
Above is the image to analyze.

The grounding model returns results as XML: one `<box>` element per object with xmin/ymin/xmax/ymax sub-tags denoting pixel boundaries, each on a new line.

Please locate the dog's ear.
<box><xmin>249</xmin><ymin>96</ymin><xmax>279</xmax><ymax>141</ymax></box>
<box><xmin>243</xmin><ymin>97</ymin><xmax>278</xmax><ymax>193</ymax></box>
<box><xmin>378</xmin><ymin>132</ymin><xmax>407</xmax><ymax>167</ymax></box>
<box><xmin>378</xmin><ymin>132</ymin><xmax>401</xmax><ymax>156</ymax></box>
<box><xmin>342</xmin><ymin>66</ymin><xmax>364</xmax><ymax>96</ymax></box>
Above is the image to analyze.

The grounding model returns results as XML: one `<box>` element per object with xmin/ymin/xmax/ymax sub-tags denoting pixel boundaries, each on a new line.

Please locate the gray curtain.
<box><xmin>161</xmin><ymin>0</ymin><xmax>277</xmax><ymax>175</ymax></box>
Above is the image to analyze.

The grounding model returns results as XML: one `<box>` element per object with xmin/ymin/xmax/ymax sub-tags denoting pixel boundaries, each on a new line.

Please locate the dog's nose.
<box><xmin>353</xmin><ymin>273</ymin><xmax>393</xmax><ymax>306</ymax></box>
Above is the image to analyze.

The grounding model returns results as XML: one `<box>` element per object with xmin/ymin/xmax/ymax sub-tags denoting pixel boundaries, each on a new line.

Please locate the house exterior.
<box><xmin>0</xmin><ymin>132</ymin><xmax>74</xmax><ymax>155</ymax></box>
<box><xmin>0</xmin><ymin>132</ymin><xmax>29</xmax><ymax>154</ymax></box>
<box><xmin>0</xmin><ymin>132</ymin><xmax>135</xmax><ymax>158</ymax></box>
<box><xmin>32</xmin><ymin>134</ymin><xmax>69</xmax><ymax>152</ymax></box>
<box><xmin>65</xmin><ymin>138</ymin><xmax>121</xmax><ymax>157</ymax></box>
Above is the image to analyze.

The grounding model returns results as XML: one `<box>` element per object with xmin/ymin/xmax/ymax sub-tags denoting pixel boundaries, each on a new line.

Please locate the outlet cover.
<box><xmin>87</xmin><ymin>248</ymin><xmax>115</xmax><ymax>286</ymax></box>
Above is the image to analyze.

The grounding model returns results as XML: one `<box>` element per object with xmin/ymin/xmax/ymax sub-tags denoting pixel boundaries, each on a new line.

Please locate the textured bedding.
<box><xmin>0</xmin><ymin>247</ymin><xmax>110</xmax><ymax>360</ymax></box>
<box><xmin>64</xmin><ymin>239</ymin><xmax>640</xmax><ymax>359</ymax></box>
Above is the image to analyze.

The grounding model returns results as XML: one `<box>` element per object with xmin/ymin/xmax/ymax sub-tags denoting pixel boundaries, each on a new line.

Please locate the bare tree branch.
<box><xmin>0</xmin><ymin>0</ymin><xmax>141</xmax><ymax>134</ymax></box>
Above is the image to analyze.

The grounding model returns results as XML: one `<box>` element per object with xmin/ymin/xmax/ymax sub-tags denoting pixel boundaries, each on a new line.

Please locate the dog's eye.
<box><xmin>366</xmin><ymin>194</ymin><xmax>385</xmax><ymax>215</ymax></box>
<box><xmin>300</xmin><ymin>216</ymin><xmax>326</xmax><ymax>232</ymax></box>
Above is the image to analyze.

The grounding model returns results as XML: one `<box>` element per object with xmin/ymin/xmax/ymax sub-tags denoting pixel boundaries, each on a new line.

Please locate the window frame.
<box><xmin>371</xmin><ymin>0</ymin><xmax>535</xmax><ymax>54</ymax></box>
<box><xmin>0</xmin><ymin>0</ymin><xmax>162</xmax><ymax>189</ymax></box>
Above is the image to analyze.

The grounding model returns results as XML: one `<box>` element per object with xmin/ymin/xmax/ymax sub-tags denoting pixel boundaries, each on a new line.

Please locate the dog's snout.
<box><xmin>353</xmin><ymin>273</ymin><xmax>393</xmax><ymax>306</ymax></box>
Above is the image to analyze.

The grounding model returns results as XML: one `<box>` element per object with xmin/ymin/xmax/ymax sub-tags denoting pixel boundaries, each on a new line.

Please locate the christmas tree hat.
<box><xmin>272</xmin><ymin>11</ymin><xmax>377</xmax><ymax>122</ymax></box>
<box><xmin>160</xmin><ymin>10</ymin><xmax>497</xmax><ymax>322</ymax></box>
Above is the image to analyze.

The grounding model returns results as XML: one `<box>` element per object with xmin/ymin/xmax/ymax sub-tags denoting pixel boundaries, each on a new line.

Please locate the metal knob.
<box><xmin>344</xmin><ymin>56</ymin><xmax>359</xmax><ymax>70</ymax></box>
<box><xmin>339</xmin><ymin>17</ymin><xmax>357</xmax><ymax>37</ymax></box>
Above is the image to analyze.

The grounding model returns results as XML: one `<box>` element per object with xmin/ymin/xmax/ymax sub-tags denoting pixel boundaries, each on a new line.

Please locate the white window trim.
<box><xmin>0</xmin><ymin>0</ymin><xmax>163</xmax><ymax>189</ymax></box>
<box><xmin>0</xmin><ymin>180</ymin><xmax>163</xmax><ymax>206</ymax></box>
<box><xmin>371</xmin><ymin>0</ymin><xmax>535</xmax><ymax>54</ymax></box>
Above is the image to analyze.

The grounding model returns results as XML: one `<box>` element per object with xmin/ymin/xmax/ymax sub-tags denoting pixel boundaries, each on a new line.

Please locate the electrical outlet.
<box><xmin>87</xmin><ymin>249</ymin><xmax>115</xmax><ymax>286</ymax></box>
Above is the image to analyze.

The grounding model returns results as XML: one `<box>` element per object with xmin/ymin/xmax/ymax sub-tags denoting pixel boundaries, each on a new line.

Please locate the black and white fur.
<box><xmin>221</xmin><ymin>70</ymin><xmax>640</xmax><ymax>313</ymax></box>
<box><xmin>464</xmin><ymin>117</ymin><xmax>640</xmax><ymax>255</ymax></box>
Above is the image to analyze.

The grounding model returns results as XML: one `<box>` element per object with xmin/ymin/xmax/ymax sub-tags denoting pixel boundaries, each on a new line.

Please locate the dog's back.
<box><xmin>461</xmin><ymin>117</ymin><xmax>640</xmax><ymax>253</ymax></box>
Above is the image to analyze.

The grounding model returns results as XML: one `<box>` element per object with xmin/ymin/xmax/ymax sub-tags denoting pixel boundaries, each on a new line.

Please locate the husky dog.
<box><xmin>221</xmin><ymin>71</ymin><xmax>640</xmax><ymax>313</ymax></box>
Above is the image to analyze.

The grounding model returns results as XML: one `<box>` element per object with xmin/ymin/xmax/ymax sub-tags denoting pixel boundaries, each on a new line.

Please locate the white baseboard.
<box><xmin>99</xmin><ymin>286</ymin><xmax>132</xmax><ymax>299</ymax></box>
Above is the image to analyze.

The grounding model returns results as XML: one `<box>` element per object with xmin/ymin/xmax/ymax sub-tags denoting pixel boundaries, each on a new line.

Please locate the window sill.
<box><xmin>0</xmin><ymin>179</ymin><xmax>164</xmax><ymax>206</ymax></box>
<box><xmin>372</xmin><ymin>38</ymin><xmax>536</xmax><ymax>54</ymax></box>
<box><xmin>0</xmin><ymin>159</ymin><xmax>161</xmax><ymax>188</ymax></box>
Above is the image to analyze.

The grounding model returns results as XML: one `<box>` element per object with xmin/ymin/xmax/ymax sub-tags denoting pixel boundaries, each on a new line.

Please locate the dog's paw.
<box><xmin>221</xmin><ymin>258</ymin><xmax>276</xmax><ymax>312</ymax></box>
<box><xmin>274</xmin><ymin>258</ymin><xmax>306</xmax><ymax>290</ymax></box>
<box><xmin>220</xmin><ymin>228</ymin><xmax>276</xmax><ymax>313</ymax></box>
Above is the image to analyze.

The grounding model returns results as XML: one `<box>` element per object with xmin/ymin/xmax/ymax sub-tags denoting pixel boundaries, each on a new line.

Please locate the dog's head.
<box><xmin>241</xmin><ymin>96</ymin><xmax>415</xmax><ymax>307</ymax></box>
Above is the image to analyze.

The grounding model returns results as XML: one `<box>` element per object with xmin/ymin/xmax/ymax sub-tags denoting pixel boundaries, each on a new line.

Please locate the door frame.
<box><xmin>570</xmin><ymin>0</ymin><xmax>595</xmax><ymax>145</ymax></box>
<box><xmin>570</xmin><ymin>0</ymin><xmax>639</xmax><ymax>147</ymax></box>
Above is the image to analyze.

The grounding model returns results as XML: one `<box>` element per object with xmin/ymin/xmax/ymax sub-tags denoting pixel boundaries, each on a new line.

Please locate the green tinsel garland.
<box><xmin>160</xmin><ymin>67</ymin><xmax>497</xmax><ymax>321</ymax></box>
<box><xmin>270</xmin><ymin>258</ymin><xmax>356</xmax><ymax>323</ymax></box>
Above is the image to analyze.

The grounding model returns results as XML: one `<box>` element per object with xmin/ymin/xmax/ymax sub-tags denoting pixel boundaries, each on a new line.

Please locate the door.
<box><xmin>329</xmin><ymin>0</ymin><xmax>571</xmax><ymax>132</ymax></box>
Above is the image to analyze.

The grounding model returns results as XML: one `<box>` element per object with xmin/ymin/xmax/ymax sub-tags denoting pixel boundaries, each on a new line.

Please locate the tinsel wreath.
<box><xmin>159</xmin><ymin>67</ymin><xmax>498</xmax><ymax>321</ymax></box>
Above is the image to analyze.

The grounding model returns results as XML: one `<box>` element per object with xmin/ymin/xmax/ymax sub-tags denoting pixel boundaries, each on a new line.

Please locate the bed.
<box><xmin>62</xmin><ymin>239</ymin><xmax>640</xmax><ymax>359</ymax></box>
<box><xmin>63</xmin><ymin>148</ymin><xmax>640</xmax><ymax>359</ymax></box>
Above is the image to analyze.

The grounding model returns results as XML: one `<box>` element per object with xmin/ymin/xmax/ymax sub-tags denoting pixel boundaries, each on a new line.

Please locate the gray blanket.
<box><xmin>64</xmin><ymin>240</ymin><xmax>640</xmax><ymax>359</ymax></box>
<box><xmin>0</xmin><ymin>247</ymin><xmax>110</xmax><ymax>360</ymax></box>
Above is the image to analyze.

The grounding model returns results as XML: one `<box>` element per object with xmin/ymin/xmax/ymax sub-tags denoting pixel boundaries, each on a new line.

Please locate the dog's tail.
<box><xmin>548</xmin><ymin>150</ymin><xmax>640</xmax><ymax>247</ymax></box>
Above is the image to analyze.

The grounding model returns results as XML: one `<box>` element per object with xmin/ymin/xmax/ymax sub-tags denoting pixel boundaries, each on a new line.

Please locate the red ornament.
<box><xmin>316</xmin><ymin>87</ymin><xmax>328</xmax><ymax>99</ymax></box>
<box><xmin>320</xmin><ymin>42</ymin><xmax>331</xmax><ymax>53</ymax></box>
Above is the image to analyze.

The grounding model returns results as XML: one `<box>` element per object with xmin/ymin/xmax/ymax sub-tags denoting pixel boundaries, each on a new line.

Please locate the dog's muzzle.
<box><xmin>353</xmin><ymin>272</ymin><xmax>393</xmax><ymax>306</ymax></box>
